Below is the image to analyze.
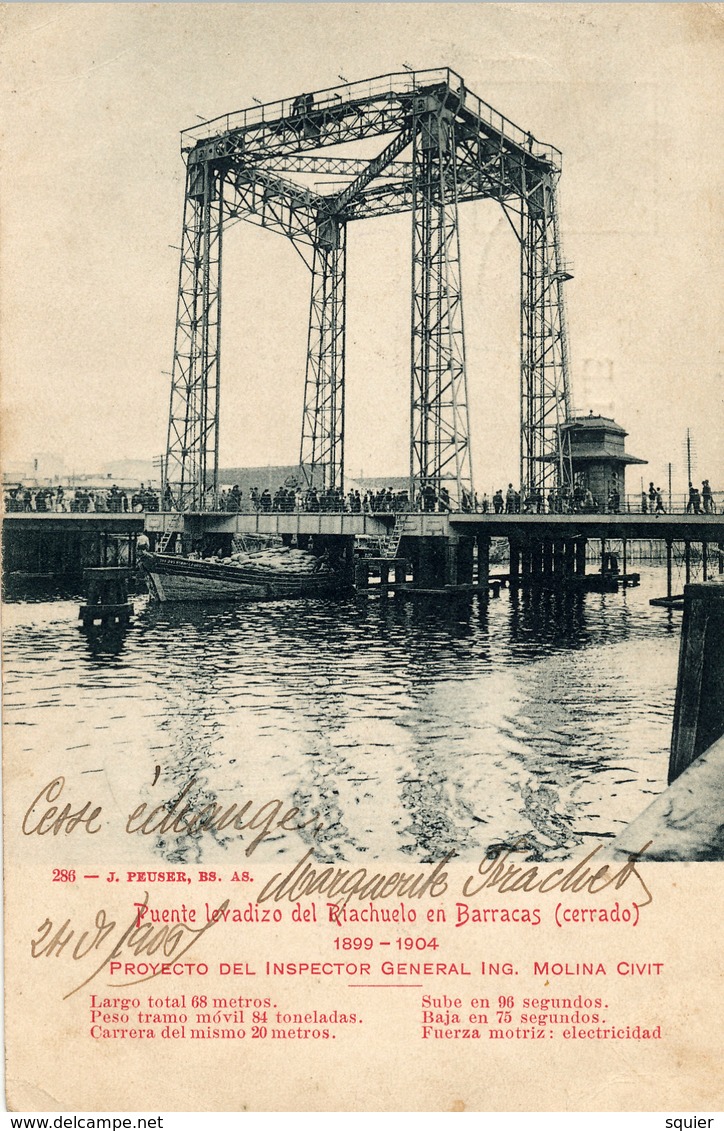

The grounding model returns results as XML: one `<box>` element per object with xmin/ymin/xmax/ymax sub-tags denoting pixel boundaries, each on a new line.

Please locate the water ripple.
<box><xmin>2</xmin><ymin>566</ymin><xmax>678</xmax><ymax>863</ymax></box>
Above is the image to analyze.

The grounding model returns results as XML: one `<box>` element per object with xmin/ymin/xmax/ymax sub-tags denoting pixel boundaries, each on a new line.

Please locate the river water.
<box><xmin>2</xmin><ymin>567</ymin><xmax>681</xmax><ymax>865</ymax></box>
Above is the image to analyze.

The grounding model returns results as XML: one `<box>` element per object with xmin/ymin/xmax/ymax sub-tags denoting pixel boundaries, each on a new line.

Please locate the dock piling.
<box><xmin>79</xmin><ymin>567</ymin><xmax>134</xmax><ymax>628</ymax></box>
<box><xmin>668</xmin><ymin>581</ymin><xmax>724</xmax><ymax>783</ymax></box>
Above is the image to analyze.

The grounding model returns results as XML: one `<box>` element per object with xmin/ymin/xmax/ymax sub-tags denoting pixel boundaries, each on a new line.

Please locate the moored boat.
<box><xmin>139</xmin><ymin>548</ymin><xmax>344</xmax><ymax>603</ymax></box>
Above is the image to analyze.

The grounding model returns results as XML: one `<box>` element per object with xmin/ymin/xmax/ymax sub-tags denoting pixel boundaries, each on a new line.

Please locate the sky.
<box><xmin>1</xmin><ymin>2</ymin><xmax>722</xmax><ymax>497</ymax></box>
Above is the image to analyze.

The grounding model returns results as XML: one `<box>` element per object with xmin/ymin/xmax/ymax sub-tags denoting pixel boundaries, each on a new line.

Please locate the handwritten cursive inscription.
<box><xmin>21</xmin><ymin>774</ymin><xmax>323</xmax><ymax>855</ymax></box>
<box><xmin>22</xmin><ymin>777</ymin><xmax>103</xmax><ymax>836</ymax></box>
<box><xmin>462</xmin><ymin>842</ymin><xmax>653</xmax><ymax>907</ymax></box>
<box><xmin>30</xmin><ymin>892</ymin><xmax>227</xmax><ymax>999</ymax></box>
<box><xmin>125</xmin><ymin>776</ymin><xmax>321</xmax><ymax>856</ymax></box>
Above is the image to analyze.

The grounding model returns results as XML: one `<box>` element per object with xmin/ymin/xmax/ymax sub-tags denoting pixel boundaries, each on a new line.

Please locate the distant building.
<box><xmin>219</xmin><ymin>465</ymin><xmax>307</xmax><ymax>494</ymax></box>
<box><xmin>563</xmin><ymin>413</ymin><xmax>647</xmax><ymax>504</ymax></box>
<box><xmin>218</xmin><ymin>466</ymin><xmax>409</xmax><ymax>496</ymax></box>
<box><xmin>102</xmin><ymin>458</ymin><xmax>157</xmax><ymax>485</ymax></box>
<box><xmin>31</xmin><ymin>452</ymin><xmax>67</xmax><ymax>480</ymax></box>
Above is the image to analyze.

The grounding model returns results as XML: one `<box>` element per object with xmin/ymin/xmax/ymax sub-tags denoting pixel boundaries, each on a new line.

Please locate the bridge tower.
<box><xmin>165</xmin><ymin>159</ymin><xmax>224</xmax><ymax>512</ymax></box>
<box><xmin>299</xmin><ymin>218</ymin><xmax>346</xmax><ymax>492</ymax></box>
<box><xmin>519</xmin><ymin>169</ymin><xmax>573</xmax><ymax>504</ymax></box>
<box><xmin>410</xmin><ymin>92</ymin><xmax>472</xmax><ymax>508</ymax></box>
<box><xmin>163</xmin><ymin>69</ymin><xmax>573</xmax><ymax>511</ymax></box>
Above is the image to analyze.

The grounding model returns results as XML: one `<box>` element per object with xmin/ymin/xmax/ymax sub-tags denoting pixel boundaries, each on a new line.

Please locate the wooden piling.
<box><xmin>575</xmin><ymin>538</ymin><xmax>587</xmax><ymax>576</ymax></box>
<box><xmin>444</xmin><ymin>539</ymin><xmax>459</xmax><ymax>586</ymax></box>
<box><xmin>354</xmin><ymin>558</ymin><xmax>370</xmax><ymax>590</ymax></box>
<box><xmin>668</xmin><ymin>581</ymin><xmax>724</xmax><ymax>783</ymax></box>
<box><xmin>553</xmin><ymin>539</ymin><xmax>564</xmax><ymax>579</ymax></box>
<box><xmin>79</xmin><ymin>567</ymin><xmax>134</xmax><ymax>628</ymax></box>
<box><xmin>477</xmin><ymin>535</ymin><xmax>490</xmax><ymax>590</ymax></box>
<box><xmin>509</xmin><ymin>538</ymin><xmax>521</xmax><ymax>585</ymax></box>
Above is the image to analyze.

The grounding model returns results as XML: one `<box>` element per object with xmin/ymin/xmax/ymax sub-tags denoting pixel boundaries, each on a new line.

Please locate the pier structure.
<box><xmin>3</xmin><ymin>512</ymin><xmax>723</xmax><ymax>600</ymax></box>
<box><xmin>1</xmin><ymin>513</ymin><xmax>144</xmax><ymax>585</ymax></box>
<box><xmin>164</xmin><ymin>69</ymin><xmax>573</xmax><ymax>513</ymax></box>
<box><xmin>146</xmin><ymin>510</ymin><xmax>724</xmax><ymax>600</ymax></box>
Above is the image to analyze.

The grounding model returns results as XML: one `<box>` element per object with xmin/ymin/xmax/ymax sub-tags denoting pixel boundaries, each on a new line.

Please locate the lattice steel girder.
<box><xmin>410</xmin><ymin>98</ymin><xmax>473</xmax><ymax>510</ymax></box>
<box><xmin>190</xmin><ymin>111</ymin><xmax>556</xmax><ymax>220</ymax></box>
<box><xmin>221</xmin><ymin>160</ymin><xmax>322</xmax><ymax>253</ymax></box>
<box><xmin>165</xmin><ymin>161</ymin><xmax>224</xmax><ymax>511</ymax></box>
<box><xmin>330</xmin><ymin>125</ymin><xmax>414</xmax><ymax>213</ymax></box>
<box><xmin>300</xmin><ymin>222</ymin><xmax>346</xmax><ymax>491</ymax></box>
<box><xmin>187</xmin><ymin>97</ymin><xmax>412</xmax><ymax>166</ymax></box>
<box><xmin>340</xmin><ymin>175</ymin><xmax>521</xmax><ymax>221</ymax></box>
<box><xmin>253</xmin><ymin>122</ymin><xmax>538</xmax><ymax>222</ymax></box>
<box><xmin>519</xmin><ymin>171</ymin><xmax>573</xmax><ymax>500</ymax></box>
<box><xmin>260</xmin><ymin>153</ymin><xmax>414</xmax><ymax>180</ymax></box>
<box><xmin>256</xmin><ymin>146</ymin><xmax>532</xmax><ymax>207</ymax></box>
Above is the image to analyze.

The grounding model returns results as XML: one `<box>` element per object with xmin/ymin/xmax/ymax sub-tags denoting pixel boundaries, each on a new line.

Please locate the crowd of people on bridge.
<box><xmin>208</xmin><ymin>484</ymin><xmax>413</xmax><ymax>514</ymax></box>
<box><xmin>6</xmin><ymin>477</ymin><xmax>719</xmax><ymax>516</ymax></box>
<box><xmin>486</xmin><ymin>482</ymin><xmax>617</xmax><ymax>514</ymax></box>
<box><xmin>201</xmin><ymin>480</ymin><xmax>640</xmax><ymax>515</ymax></box>
<box><xmin>685</xmin><ymin>480</ymin><xmax>715</xmax><ymax>514</ymax></box>
<box><xmin>3</xmin><ymin>484</ymin><xmax>161</xmax><ymax>513</ymax></box>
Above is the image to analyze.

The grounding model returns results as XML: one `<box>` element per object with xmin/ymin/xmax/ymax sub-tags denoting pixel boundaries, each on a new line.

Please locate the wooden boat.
<box><xmin>139</xmin><ymin>549</ymin><xmax>344</xmax><ymax>603</ymax></box>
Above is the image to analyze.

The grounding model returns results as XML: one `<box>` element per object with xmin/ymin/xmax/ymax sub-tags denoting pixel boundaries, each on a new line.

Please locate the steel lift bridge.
<box><xmin>164</xmin><ymin>67</ymin><xmax>574</xmax><ymax>511</ymax></box>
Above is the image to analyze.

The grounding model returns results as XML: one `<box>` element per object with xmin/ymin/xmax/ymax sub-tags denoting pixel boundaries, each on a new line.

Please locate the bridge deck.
<box><xmin>2</xmin><ymin>513</ymin><xmax>145</xmax><ymax>533</ymax></box>
<box><xmin>4</xmin><ymin>511</ymin><xmax>724</xmax><ymax>541</ymax></box>
<box><xmin>151</xmin><ymin>510</ymin><xmax>724</xmax><ymax>541</ymax></box>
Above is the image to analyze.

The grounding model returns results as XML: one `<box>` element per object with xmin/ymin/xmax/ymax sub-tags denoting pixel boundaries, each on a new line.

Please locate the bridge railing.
<box><xmin>179</xmin><ymin>68</ymin><xmax>560</xmax><ymax>164</ymax></box>
<box><xmin>5</xmin><ymin>490</ymin><xmax>722</xmax><ymax>518</ymax></box>
<box><xmin>618</xmin><ymin>492</ymin><xmax>722</xmax><ymax>516</ymax></box>
<box><xmin>181</xmin><ymin>69</ymin><xmax>452</xmax><ymax>146</ymax></box>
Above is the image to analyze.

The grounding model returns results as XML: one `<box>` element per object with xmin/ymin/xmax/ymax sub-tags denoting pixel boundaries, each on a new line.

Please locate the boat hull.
<box><xmin>139</xmin><ymin>552</ymin><xmax>343</xmax><ymax>603</ymax></box>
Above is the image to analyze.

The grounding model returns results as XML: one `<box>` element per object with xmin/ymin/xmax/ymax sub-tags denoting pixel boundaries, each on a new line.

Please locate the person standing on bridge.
<box><xmin>422</xmin><ymin>483</ymin><xmax>436</xmax><ymax>513</ymax></box>
<box><xmin>648</xmin><ymin>482</ymin><xmax>657</xmax><ymax>513</ymax></box>
<box><xmin>702</xmin><ymin>480</ymin><xmax>714</xmax><ymax>514</ymax></box>
<box><xmin>608</xmin><ymin>486</ymin><xmax>620</xmax><ymax>514</ymax></box>
<box><xmin>687</xmin><ymin>483</ymin><xmax>701</xmax><ymax>514</ymax></box>
<box><xmin>505</xmin><ymin>484</ymin><xmax>516</xmax><ymax>514</ymax></box>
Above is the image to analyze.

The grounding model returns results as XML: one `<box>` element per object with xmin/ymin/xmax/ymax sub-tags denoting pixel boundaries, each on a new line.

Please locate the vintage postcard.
<box><xmin>2</xmin><ymin>2</ymin><xmax>723</xmax><ymax>1114</ymax></box>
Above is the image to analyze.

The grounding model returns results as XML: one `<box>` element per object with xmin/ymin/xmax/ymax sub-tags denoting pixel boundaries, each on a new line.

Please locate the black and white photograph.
<box><xmin>1</xmin><ymin>2</ymin><xmax>722</xmax><ymax>1115</ymax></box>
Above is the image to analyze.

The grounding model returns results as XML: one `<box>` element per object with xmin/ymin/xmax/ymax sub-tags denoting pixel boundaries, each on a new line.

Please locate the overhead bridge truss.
<box><xmin>165</xmin><ymin>67</ymin><xmax>573</xmax><ymax>510</ymax></box>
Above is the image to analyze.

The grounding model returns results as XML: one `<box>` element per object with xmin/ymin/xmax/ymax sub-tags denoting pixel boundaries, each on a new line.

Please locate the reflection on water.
<box><xmin>2</xmin><ymin>568</ymin><xmax>681</xmax><ymax>863</ymax></box>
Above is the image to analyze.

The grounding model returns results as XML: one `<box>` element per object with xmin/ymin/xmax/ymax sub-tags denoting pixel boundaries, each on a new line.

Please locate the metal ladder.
<box><xmin>383</xmin><ymin>515</ymin><xmax>407</xmax><ymax>558</ymax></box>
